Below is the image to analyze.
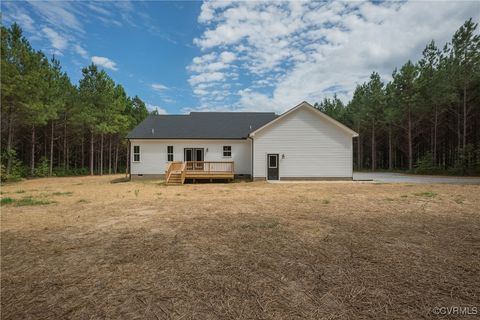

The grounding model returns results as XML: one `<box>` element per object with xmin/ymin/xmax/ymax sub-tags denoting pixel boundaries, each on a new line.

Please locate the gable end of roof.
<box><xmin>249</xmin><ymin>101</ymin><xmax>359</xmax><ymax>137</ymax></box>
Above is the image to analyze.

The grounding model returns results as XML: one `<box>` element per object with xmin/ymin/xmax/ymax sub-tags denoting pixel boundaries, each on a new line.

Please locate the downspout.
<box><xmin>248</xmin><ymin>136</ymin><xmax>254</xmax><ymax>181</ymax></box>
<box><xmin>127</xmin><ymin>138</ymin><xmax>131</xmax><ymax>181</ymax></box>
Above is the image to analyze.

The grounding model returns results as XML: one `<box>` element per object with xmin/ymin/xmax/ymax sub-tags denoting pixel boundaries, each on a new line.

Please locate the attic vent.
<box><xmin>151</xmin><ymin>128</ymin><xmax>155</xmax><ymax>135</ymax></box>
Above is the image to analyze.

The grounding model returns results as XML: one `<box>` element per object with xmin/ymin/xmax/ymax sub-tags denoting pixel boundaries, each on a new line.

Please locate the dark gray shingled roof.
<box><xmin>126</xmin><ymin>112</ymin><xmax>278</xmax><ymax>139</ymax></box>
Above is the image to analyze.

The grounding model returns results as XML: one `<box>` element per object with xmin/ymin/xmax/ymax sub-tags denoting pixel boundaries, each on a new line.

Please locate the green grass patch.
<box><xmin>321</xmin><ymin>199</ymin><xmax>330</xmax><ymax>204</ymax></box>
<box><xmin>384</xmin><ymin>197</ymin><xmax>395</xmax><ymax>201</ymax></box>
<box><xmin>51</xmin><ymin>191</ymin><xmax>73</xmax><ymax>196</ymax></box>
<box><xmin>77</xmin><ymin>199</ymin><xmax>89</xmax><ymax>203</ymax></box>
<box><xmin>413</xmin><ymin>191</ymin><xmax>437</xmax><ymax>198</ymax></box>
<box><xmin>134</xmin><ymin>189</ymin><xmax>139</xmax><ymax>197</ymax></box>
<box><xmin>15</xmin><ymin>190</ymin><xmax>25</xmax><ymax>194</ymax></box>
<box><xmin>1</xmin><ymin>197</ymin><xmax>14</xmax><ymax>205</ymax></box>
<box><xmin>15</xmin><ymin>197</ymin><xmax>55</xmax><ymax>206</ymax></box>
<box><xmin>454</xmin><ymin>197</ymin><xmax>464</xmax><ymax>204</ymax></box>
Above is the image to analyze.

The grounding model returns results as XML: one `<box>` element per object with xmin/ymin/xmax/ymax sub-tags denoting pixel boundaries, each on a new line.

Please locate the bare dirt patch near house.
<box><xmin>1</xmin><ymin>176</ymin><xmax>479</xmax><ymax>319</ymax></box>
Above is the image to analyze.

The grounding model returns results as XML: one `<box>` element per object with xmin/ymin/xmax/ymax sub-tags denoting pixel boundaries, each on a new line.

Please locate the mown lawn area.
<box><xmin>1</xmin><ymin>176</ymin><xmax>479</xmax><ymax>319</ymax></box>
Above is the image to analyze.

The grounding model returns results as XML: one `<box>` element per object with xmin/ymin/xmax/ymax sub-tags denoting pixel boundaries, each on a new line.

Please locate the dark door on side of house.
<box><xmin>184</xmin><ymin>148</ymin><xmax>193</xmax><ymax>162</ymax></box>
<box><xmin>267</xmin><ymin>154</ymin><xmax>279</xmax><ymax>180</ymax></box>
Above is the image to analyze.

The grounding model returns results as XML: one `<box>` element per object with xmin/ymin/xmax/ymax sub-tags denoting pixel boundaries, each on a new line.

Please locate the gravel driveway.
<box><xmin>353</xmin><ymin>172</ymin><xmax>480</xmax><ymax>184</ymax></box>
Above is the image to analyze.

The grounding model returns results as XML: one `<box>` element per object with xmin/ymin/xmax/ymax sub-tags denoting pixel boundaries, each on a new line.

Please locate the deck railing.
<box><xmin>185</xmin><ymin>161</ymin><xmax>234</xmax><ymax>173</ymax></box>
<box><xmin>166</xmin><ymin>161</ymin><xmax>234</xmax><ymax>183</ymax></box>
<box><xmin>180</xmin><ymin>162</ymin><xmax>187</xmax><ymax>183</ymax></box>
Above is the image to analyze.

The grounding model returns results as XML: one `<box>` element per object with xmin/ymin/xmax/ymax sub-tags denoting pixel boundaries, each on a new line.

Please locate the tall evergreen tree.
<box><xmin>364</xmin><ymin>72</ymin><xmax>385</xmax><ymax>170</ymax></box>
<box><xmin>448</xmin><ymin>18</ymin><xmax>480</xmax><ymax>150</ymax></box>
<box><xmin>391</xmin><ymin>61</ymin><xmax>421</xmax><ymax>170</ymax></box>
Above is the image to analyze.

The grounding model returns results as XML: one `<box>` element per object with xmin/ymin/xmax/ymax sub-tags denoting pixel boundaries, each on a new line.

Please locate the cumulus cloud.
<box><xmin>220</xmin><ymin>51</ymin><xmax>236</xmax><ymax>63</ymax></box>
<box><xmin>146</xmin><ymin>103</ymin><xmax>168</xmax><ymax>114</ymax></box>
<box><xmin>188</xmin><ymin>1</ymin><xmax>479</xmax><ymax>112</ymax></box>
<box><xmin>189</xmin><ymin>71</ymin><xmax>225</xmax><ymax>86</ymax></box>
<box><xmin>187</xmin><ymin>50</ymin><xmax>238</xmax><ymax>105</ymax></box>
<box><xmin>91</xmin><ymin>56</ymin><xmax>118</xmax><ymax>71</ymax></box>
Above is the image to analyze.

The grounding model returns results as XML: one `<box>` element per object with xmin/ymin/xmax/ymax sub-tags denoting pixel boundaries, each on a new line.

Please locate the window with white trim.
<box><xmin>167</xmin><ymin>146</ymin><xmax>174</xmax><ymax>161</ymax></box>
<box><xmin>133</xmin><ymin>145</ymin><xmax>140</xmax><ymax>162</ymax></box>
<box><xmin>223</xmin><ymin>146</ymin><xmax>232</xmax><ymax>157</ymax></box>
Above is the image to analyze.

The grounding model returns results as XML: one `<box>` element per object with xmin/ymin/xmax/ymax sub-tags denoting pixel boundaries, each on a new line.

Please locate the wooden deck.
<box><xmin>165</xmin><ymin>161</ymin><xmax>234</xmax><ymax>184</ymax></box>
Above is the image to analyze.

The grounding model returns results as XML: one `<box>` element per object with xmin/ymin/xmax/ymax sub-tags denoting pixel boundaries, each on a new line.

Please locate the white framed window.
<box><xmin>223</xmin><ymin>146</ymin><xmax>232</xmax><ymax>157</ymax></box>
<box><xmin>133</xmin><ymin>145</ymin><xmax>140</xmax><ymax>162</ymax></box>
<box><xmin>167</xmin><ymin>146</ymin><xmax>174</xmax><ymax>162</ymax></box>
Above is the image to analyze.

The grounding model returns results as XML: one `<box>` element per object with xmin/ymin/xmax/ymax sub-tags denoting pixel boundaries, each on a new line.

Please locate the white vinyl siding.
<box><xmin>130</xmin><ymin>139</ymin><xmax>251</xmax><ymax>175</ymax></box>
<box><xmin>253</xmin><ymin>106</ymin><xmax>353</xmax><ymax>179</ymax></box>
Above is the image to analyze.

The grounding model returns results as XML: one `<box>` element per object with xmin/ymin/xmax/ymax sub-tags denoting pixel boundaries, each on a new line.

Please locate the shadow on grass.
<box><xmin>110</xmin><ymin>177</ymin><xmax>130</xmax><ymax>184</ymax></box>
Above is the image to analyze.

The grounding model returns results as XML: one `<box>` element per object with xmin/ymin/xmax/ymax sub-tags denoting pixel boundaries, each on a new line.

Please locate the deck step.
<box><xmin>167</xmin><ymin>172</ymin><xmax>183</xmax><ymax>185</ymax></box>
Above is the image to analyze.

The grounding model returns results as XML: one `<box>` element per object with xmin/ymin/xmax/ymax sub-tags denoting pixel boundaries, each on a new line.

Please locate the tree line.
<box><xmin>315</xmin><ymin>19</ymin><xmax>480</xmax><ymax>175</ymax></box>
<box><xmin>2</xmin><ymin>19</ymin><xmax>479</xmax><ymax>180</ymax></box>
<box><xmin>1</xmin><ymin>23</ymin><xmax>150</xmax><ymax>181</ymax></box>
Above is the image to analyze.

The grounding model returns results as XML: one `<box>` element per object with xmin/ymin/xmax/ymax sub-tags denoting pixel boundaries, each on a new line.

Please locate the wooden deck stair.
<box><xmin>165</xmin><ymin>162</ymin><xmax>186</xmax><ymax>185</ymax></box>
<box><xmin>166</xmin><ymin>170</ymin><xmax>183</xmax><ymax>184</ymax></box>
<box><xmin>165</xmin><ymin>161</ymin><xmax>234</xmax><ymax>185</ymax></box>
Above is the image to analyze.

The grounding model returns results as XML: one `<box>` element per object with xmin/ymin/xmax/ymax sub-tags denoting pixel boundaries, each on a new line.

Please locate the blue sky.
<box><xmin>2</xmin><ymin>1</ymin><xmax>479</xmax><ymax>114</ymax></box>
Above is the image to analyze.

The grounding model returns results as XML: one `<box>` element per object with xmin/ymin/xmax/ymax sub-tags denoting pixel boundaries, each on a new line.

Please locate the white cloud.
<box><xmin>219</xmin><ymin>51</ymin><xmax>236</xmax><ymax>63</ymax></box>
<box><xmin>1</xmin><ymin>6</ymin><xmax>43</xmax><ymax>41</ymax></box>
<box><xmin>162</xmin><ymin>98</ymin><xmax>176</xmax><ymax>104</ymax></box>
<box><xmin>14</xmin><ymin>12</ymin><xmax>36</xmax><ymax>34</ymax></box>
<box><xmin>197</xmin><ymin>1</ymin><xmax>234</xmax><ymax>24</ymax></box>
<box><xmin>42</xmin><ymin>27</ymin><xmax>68</xmax><ymax>52</ymax></box>
<box><xmin>188</xmin><ymin>52</ymin><xmax>236</xmax><ymax>74</ymax></box>
<box><xmin>189</xmin><ymin>1</ymin><xmax>480</xmax><ymax>112</ymax></box>
<box><xmin>3</xmin><ymin>0</ymin><xmax>169</xmax><ymax>66</ymax></box>
<box><xmin>27</xmin><ymin>0</ymin><xmax>84</xmax><ymax>33</ymax></box>
<box><xmin>187</xmin><ymin>51</ymin><xmax>238</xmax><ymax>105</ymax></box>
<box><xmin>74</xmin><ymin>44</ymin><xmax>88</xmax><ymax>59</ymax></box>
<box><xmin>91</xmin><ymin>56</ymin><xmax>118</xmax><ymax>71</ymax></box>
<box><xmin>189</xmin><ymin>72</ymin><xmax>225</xmax><ymax>86</ymax></box>
<box><xmin>146</xmin><ymin>103</ymin><xmax>168</xmax><ymax>114</ymax></box>
<box><xmin>151</xmin><ymin>83</ymin><xmax>169</xmax><ymax>91</ymax></box>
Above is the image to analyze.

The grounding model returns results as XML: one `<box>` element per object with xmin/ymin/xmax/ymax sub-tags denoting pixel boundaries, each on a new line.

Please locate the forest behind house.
<box><xmin>315</xmin><ymin>18</ymin><xmax>480</xmax><ymax>175</ymax></box>
<box><xmin>1</xmin><ymin>19</ymin><xmax>480</xmax><ymax>181</ymax></box>
<box><xmin>1</xmin><ymin>23</ymin><xmax>150</xmax><ymax>181</ymax></box>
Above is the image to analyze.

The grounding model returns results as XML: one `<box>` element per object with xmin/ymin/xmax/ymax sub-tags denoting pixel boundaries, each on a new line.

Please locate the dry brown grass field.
<box><xmin>1</xmin><ymin>175</ymin><xmax>479</xmax><ymax>319</ymax></box>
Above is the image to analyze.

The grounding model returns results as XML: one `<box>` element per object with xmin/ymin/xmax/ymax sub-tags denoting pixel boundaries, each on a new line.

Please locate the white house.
<box><xmin>126</xmin><ymin>101</ymin><xmax>358</xmax><ymax>183</ymax></box>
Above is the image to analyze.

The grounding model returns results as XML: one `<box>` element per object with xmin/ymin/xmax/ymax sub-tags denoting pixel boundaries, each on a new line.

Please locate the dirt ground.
<box><xmin>1</xmin><ymin>175</ymin><xmax>479</xmax><ymax>319</ymax></box>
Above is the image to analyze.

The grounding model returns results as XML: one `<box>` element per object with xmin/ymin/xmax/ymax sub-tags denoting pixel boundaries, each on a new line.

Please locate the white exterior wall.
<box><xmin>252</xmin><ymin>107</ymin><xmax>353</xmax><ymax>178</ymax></box>
<box><xmin>130</xmin><ymin>139</ymin><xmax>251</xmax><ymax>175</ymax></box>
